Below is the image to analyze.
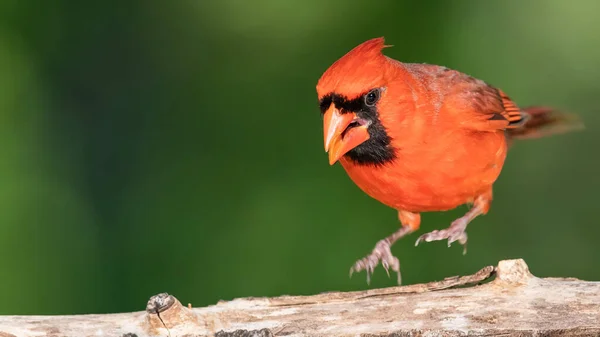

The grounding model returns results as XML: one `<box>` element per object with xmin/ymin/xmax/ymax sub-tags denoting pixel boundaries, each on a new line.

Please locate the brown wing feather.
<box><xmin>434</xmin><ymin>67</ymin><xmax>528</xmax><ymax>132</ymax></box>
<box><xmin>493</xmin><ymin>89</ymin><xmax>528</xmax><ymax>128</ymax></box>
<box><xmin>408</xmin><ymin>64</ymin><xmax>582</xmax><ymax>137</ymax></box>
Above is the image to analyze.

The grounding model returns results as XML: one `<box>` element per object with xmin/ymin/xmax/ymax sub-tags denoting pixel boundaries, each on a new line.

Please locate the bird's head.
<box><xmin>316</xmin><ymin>37</ymin><xmax>404</xmax><ymax>166</ymax></box>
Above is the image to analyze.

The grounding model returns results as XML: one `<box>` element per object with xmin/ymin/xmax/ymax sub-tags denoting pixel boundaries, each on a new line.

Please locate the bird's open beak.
<box><xmin>323</xmin><ymin>105</ymin><xmax>370</xmax><ymax>165</ymax></box>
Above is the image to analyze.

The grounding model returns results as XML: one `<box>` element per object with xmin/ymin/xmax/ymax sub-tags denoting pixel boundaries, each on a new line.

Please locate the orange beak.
<box><xmin>323</xmin><ymin>105</ymin><xmax>370</xmax><ymax>165</ymax></box>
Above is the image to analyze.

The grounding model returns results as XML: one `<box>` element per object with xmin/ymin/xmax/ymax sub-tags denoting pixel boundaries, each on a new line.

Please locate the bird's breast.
<box><xmin>338</xmin><ymin>130</ymin><xmax>508</xmax><ymax>212</ymax></box>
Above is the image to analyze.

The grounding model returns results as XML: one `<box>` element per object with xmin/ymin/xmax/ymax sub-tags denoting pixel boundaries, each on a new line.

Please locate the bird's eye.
<box><xmin>364</xmin><ymin>88</ymin><xmax>380</xmax><ymax>106</ymax></box>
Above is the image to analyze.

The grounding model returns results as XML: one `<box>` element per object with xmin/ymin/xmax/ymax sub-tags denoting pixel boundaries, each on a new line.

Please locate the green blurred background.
<box><xmin>1</xmin><ymin>0</ymin><xmax>598</xmax><ymax>315</ymax></box>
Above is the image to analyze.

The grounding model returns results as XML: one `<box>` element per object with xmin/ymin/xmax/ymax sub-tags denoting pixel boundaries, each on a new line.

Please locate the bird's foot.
<box><xmin>349</xmin><ymin>239</ymin><xmax>401</xmax><ymax>285</ymax></box>
<box><xmin>414</xmin><ymin>219</ymin><xmax>468</xmax><ymax>254</ymax></box>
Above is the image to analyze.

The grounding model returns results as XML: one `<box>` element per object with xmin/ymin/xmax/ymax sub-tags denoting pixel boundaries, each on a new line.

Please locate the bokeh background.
<box><xmin>1</xmin><ymin>0</ymin><xmax>599</xmax><ymax>315</ymax></box>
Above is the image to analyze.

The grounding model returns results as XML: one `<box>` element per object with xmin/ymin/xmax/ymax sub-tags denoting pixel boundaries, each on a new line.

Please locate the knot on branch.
<box><xmin>146</xmin><ymin>292</ymin><xmax>175</xmax><ymax>314</ymax></box>
<box><xmin>143</xmin><ymin>292</ymin><xmax>202</xmax><ymax>335</ymax></box>
<box><xmin>494</xmin><ymin>258</ymin><xmax>534</xmax><ymax>284</ymax></box>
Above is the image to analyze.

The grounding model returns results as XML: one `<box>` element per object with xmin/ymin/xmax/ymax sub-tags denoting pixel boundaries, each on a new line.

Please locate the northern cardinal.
<box><xmin>317</xmin><ymin>37</ymin><xmax>582</xmax><ymax>284</ymax></box>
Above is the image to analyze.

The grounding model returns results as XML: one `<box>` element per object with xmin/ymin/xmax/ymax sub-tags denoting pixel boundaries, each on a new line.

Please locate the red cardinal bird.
<box><xmin>317</xmin><ymin>37</ymin><xmax>582</xmax><ymax>284</ymax></box>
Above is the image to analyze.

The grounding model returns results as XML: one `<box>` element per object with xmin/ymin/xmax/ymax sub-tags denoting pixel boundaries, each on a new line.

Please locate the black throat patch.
<box><xmin>319</xmin><ymin>92</ymin><xmax>396</xmax><ymax>166</ymax></box>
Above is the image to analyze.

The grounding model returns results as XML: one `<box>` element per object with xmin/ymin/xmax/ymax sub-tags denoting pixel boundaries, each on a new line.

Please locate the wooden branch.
<box><xmin>1</xmin><ymin>259</ymin><xmax>599</xmax><ymax>337</ymax></box>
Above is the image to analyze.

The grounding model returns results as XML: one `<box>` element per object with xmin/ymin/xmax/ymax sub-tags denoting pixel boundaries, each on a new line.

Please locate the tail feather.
<box><xmin>507</xmin><ymin>106</ymin><xmax>584</xmax><ymax>140</ymax></box>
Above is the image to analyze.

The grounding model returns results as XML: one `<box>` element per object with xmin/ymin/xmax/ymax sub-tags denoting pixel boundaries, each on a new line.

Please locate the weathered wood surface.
<box><xmin>1</xmin><ymin>259</ymin><xmax>599</xmax><ymax>337</ymax></box>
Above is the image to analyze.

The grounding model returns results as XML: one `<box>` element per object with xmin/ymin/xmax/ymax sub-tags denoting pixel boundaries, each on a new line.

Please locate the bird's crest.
<box><xmin>317</xmin><ymin>37</ymin><xmax>394</xmax><ymax>99</ymax></box>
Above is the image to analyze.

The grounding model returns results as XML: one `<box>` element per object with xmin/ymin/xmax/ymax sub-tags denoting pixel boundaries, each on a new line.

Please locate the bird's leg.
<box><xmin>415</xmin><ymin>190</ymin><xmax>492</xmax><ymax>254</ymax></box>
<box><xmin>350</xmin><ymin>210</ymin><xmax>420</xmax><ymax>285</ymax></box>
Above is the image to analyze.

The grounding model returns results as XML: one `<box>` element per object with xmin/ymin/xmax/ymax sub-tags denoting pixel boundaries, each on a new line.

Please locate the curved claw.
<box><xmin>414</xmin><ymin>238</ymin><xmax>421</xmax><ymax>247</ymax></box>
<box><xmin>415</xmin><ymin>230</ymin><xmax>442</xmax><ymax>246</ymax></box>
<box><xmin>382</xmin><ymin>260</ymin><xmax>391</xmax><ymax>278</ymax></box>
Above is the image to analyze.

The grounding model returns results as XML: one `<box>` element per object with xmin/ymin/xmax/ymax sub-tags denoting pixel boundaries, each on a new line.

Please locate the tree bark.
<box><xmin>1</xmin><ymin>259</ymin><xmax>598</xmax><ymax>337</ymax></box>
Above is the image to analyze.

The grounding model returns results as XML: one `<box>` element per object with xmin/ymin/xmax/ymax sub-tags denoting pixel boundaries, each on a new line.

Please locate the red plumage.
<box><xmin>317</xmin><ymin>37</ymin><xmax>582</xmax><ymax>284</ymax></box>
